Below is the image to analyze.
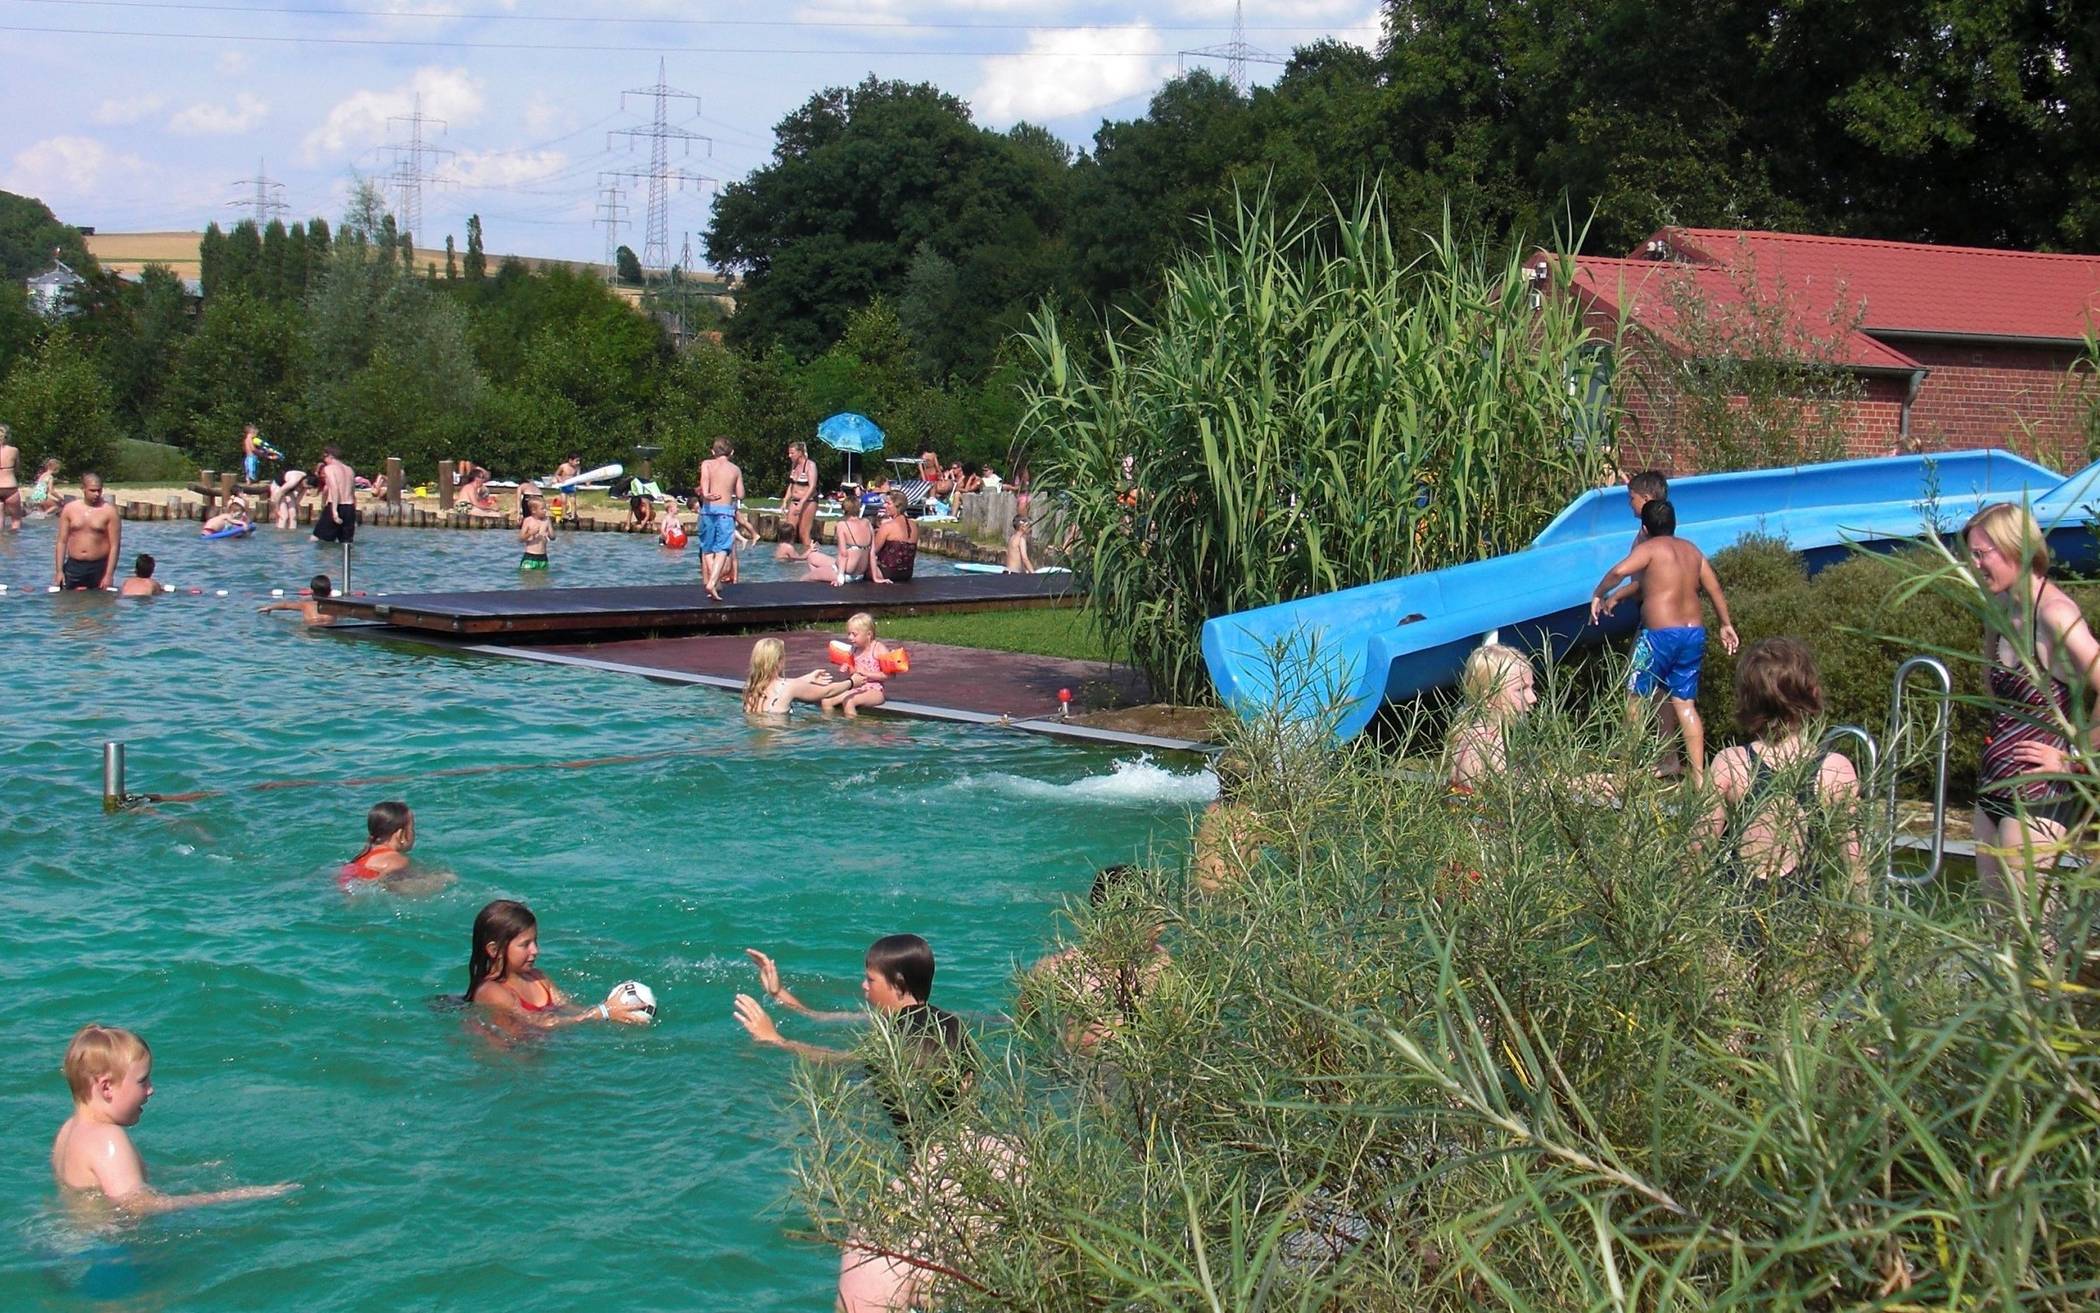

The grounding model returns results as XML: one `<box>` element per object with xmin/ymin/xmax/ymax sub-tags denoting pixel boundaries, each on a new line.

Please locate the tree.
<box><xmin>260</xmin><ymin>219</ymin><xmax>289</xmax><ymax>301</ymax></box>
<box><xmin>615</xmin><ymin>244</ymin><xmax>643</xmax><ymax>285</ymax></box>
<box><xmin>158</xmin><ymin>291</ymin><xmax>304</xmax><ymax>459</ymax></box>
<box><xmin>464</xmin><ymin>214</ymin><xmax>487</xmax><ymax>280</ymax></box>
<box><xmin>0</xmin><ymin>329</ymin><xmax>122</xmax><ymax>474</ymax></box>
<box><xmin>444</xmin><ymin>234</ymin><xmax>458</xmax><ymax>281</ymax></box>
<box><xmin>102</xmin><ymin>264</ymin><xmax>191</xmax><ymax>436</ymax></box>
<box><xmin>223</xmin><ymin>220</ymin><xmax>263</xmax><ymax>297</ymax></box>
<box><xmin>0</xmin><ymin>190</ymin><xmax>94</xmax><ymax>280</ymax></box>
<box><xmin>0</xmin><ymin>279</ymin><xmax>40</xmax><ymax>380</ymax></box>
<box><xmin>706</xmin><ymin>76</ymin><xmax>1072</xmax><ymax>362</ymax></box>
<box><xmin>199</xmin><ymin>221</ymin><xmax>227</xmax><ymax>298</ymax></box>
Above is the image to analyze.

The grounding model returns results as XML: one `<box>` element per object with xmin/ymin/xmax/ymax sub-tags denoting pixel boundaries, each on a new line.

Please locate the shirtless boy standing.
<box><xmin>52</xmin><ymin>1024</ymin><xmax>297</xmax><ymax>1214</ymax></box>
<box><xmin>697</xmin><ymin>438</ymin><xmax>744</xmax><ymax>602</ymax></box>
<box><xmin>1590</xmin><ymin>498</ymin><xmax>1740</xmax><ymax>785</ymax></box>
<box><xmin>54</xmin><ymin>473</ymin><xmax>120</xmax><ymax>590</ymax></box>
<box><xmin>311</xmin><ymin>447</ymin><xmax>357</xmax><ymax>545</ymax></box>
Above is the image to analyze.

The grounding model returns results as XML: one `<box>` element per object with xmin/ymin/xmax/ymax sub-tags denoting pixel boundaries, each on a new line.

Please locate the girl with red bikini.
<box><xmin>464</xmin><ymin>900</ymin><xmax>651</xmax><ymax>1028</ymax></box>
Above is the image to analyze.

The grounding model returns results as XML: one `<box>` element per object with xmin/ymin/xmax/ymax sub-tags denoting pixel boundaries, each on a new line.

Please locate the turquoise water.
<box><xmin>0</xmin><ymin>521</ymin><xmax>1212</xmax><ymax>1310</ymax></box>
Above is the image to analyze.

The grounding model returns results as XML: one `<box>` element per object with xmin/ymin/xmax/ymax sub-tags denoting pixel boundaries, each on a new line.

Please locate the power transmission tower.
<box><xmin>1177</xmin><ymin>0</ymin><xmax>1286</xmax><ymax>95</ymax></box>
<box><xmin>594</xmin><ymin>176</ymin><xmax>630</xmax><ymax>283</ymax></box>
<box><xmin>606</xmin><ymin>59</ymin><xmax>713</xmax><ymax>276</ymax></box>
<box><xmin>224</xmin><ymin>158</ymin><xmax>288</xmax><ymax>224</ymax></box>
<box><xmin>384</xmin><ymin>94</ymin><xmax>454</xmax><ymax>241</ymax></box>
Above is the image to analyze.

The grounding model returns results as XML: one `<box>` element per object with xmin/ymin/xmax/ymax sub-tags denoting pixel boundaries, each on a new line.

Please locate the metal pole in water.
<box><xmin>341</xmin><ymin>542</ymin><xmax>352</xmax><ymax>598</ymax></box>
<box><xmin>102</xmin><ymin>741</ymin><xmax>126</xmax><ymax>813</ymax></box>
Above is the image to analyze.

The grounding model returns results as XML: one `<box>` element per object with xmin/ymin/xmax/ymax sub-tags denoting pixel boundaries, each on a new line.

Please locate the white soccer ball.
<box><xmin>610</xmin><ymin>980</ymin><xmax>657</xmax><ymax>1019</ymax></box>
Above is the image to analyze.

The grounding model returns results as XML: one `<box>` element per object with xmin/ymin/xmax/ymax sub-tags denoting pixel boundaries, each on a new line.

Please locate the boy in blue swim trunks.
<box><xmin>696</xmin><ymin>437</ymin><xmax>744</xmax><ymax>602</ymax></box>
<box><xmin>1591</xmin><ymin>498</ymin><xmax>1740</xmax><ymax>786</ymax></box>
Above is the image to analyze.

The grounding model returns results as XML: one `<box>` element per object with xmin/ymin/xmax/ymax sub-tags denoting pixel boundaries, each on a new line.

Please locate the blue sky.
<box><xmin>2</xmin><ymin>1</ymin><xmax>1381</xmax><ymax>266</ymax></box>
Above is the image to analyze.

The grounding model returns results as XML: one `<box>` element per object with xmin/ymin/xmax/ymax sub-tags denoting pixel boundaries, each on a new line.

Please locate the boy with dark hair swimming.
<box><xmin>257</xmin><ymin>574</ymin><xmax>334</xmax><ymax>625</ymax></box>
<box><xmin>1591</xmin><ymin>498</ymin><xmax>1740</xmax><ymax>786</ymax></box>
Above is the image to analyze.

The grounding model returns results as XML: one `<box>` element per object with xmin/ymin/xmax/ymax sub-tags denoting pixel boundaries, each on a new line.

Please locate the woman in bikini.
<box><xmin>464</xmin><ymin>900</ymin><xmax>651</xmax><ymax>1028</ymax></box>
<box><xmin>0</xmin><ymin>424</ymin><xmax>21</xmax><ymax>532</ymax></box>
<box><xmin>1707</xmin><ymin>638</ymin><xmax>1864</xmax><ymax>904</ymax></box>
<box><xmin>1964</xmin><ymin>502</ymin><xmax>2100</xmax><ymax>918</ymax></box>
<box><xmin>777</xmin><ymin>441</ymin><xmax>819</xmax><ymax>559</ymax></box>
<box><xmin>804</xmin><ymin>497</ymin><xmax>874</xmax><ymax>585</ymax></box>
<box><xmin>868</xmin><ymin>490</ymin><xmax>919</xmax><ymax>584</ymax></box>
<box><xmin>742</xmin><ymin>637</ymin><xmax>839</xmax><ymax>718</ymax></box>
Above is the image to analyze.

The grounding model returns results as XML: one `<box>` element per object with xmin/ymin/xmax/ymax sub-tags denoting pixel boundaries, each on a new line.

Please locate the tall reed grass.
<box><xmin>774</xmin><ymin>598</ymin><xmax>2099</xmax><ymax>1309</ymax></box>
<box><xmin>1017</xmin><ymin>189</ymin><xmax>1616</xmax><ymax>704</ymax></box>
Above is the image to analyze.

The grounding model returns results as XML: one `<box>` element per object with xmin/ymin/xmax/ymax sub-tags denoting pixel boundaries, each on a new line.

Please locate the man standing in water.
<box><xmin>1590</xmin><ymin>498</ymin><xmax>1740</xmax><ymax>786</ymax></box>
<box><xmin>312</xmin><ymin>446</ymin><xmax>357</xmax><ymax>545</ymax></box>
<box><xmin>697</xmin><ymin>438</ymin><xmax>744</xmax><ymax>603</ymax></box>
<box><xmin>54</xmin><ymin>473</ymin><xmax>120</xmax><ymax>590</ymax></box>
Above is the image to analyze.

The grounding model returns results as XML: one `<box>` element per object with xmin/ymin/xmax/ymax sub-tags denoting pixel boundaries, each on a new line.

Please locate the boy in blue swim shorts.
<box><xmin>1591</xmin><ymin>498</ymin><xmax>1740</xmax><ymax>787</ymax></box>
<box><xmin>696</xmin><ymin>437</ymin><xmax>745</xmax><ymax>602</ymax></box>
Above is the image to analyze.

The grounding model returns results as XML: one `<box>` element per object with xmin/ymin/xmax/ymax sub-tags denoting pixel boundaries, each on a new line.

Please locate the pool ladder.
<box><xmin>1820</xmin><ymin>655</ymin><xmax>1953</xmax><ymax>888</ymax></box>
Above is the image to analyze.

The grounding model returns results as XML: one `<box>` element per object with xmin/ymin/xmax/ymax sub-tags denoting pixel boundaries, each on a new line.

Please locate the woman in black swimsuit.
<box><xmin>777</xmin><ymin>441</ymin><xmax>818</xmax><ymax>559</ymax></box>
<box><xmin>1964</xmin><ymin>503</ymin><xmax>2100</xmax><ymax>914</ymax></box>
<box><xmin>869</xmin><ymin>489</ymin><xmax>919</xmax><ymax>584</ymax></box>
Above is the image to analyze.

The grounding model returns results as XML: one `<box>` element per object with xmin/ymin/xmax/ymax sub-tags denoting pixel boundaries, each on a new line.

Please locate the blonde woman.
<box><xmin>742</xmin><ymin>637</ymin><xmax>838</xmax><ymax>717</ymax></box>
<box><xmin>1448</xmin><ymin>643</ymin><xmax>1537</xmax><ymax>791</ymax></box>
<box><xmin>1963</xmin><ymin>502</ymin><xmax>2100</xmax><ymax>910</ymax></box>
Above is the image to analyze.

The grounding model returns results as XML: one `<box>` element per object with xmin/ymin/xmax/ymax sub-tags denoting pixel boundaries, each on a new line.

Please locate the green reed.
<box><xmin>773</xmin><ymin>625</ymin><xmax>2099</xmax><ymax>1310</ymax></box>
<box><xmin>1017</xmin><ymin>188</ymin><xmax>1616</xmax><ymax>703</ymax></box>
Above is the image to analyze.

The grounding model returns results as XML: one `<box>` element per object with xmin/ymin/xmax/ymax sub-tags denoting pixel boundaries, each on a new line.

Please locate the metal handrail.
<box><xmin>1885</xmin><ymin>656</ymin><xmax>1953</xmax><ymax>888</ymax></box>
<box><xmin>1818</xmin><ymin>724</ymin><xmax>1879</xmax><ymax>783</ymax></box>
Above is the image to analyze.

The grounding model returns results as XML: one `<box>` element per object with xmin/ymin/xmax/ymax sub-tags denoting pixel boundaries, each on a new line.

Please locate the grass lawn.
<box><xmin>804</xmin><ymin>605</ymin><xmax>1114</xmax><ymax>662</ymax></box>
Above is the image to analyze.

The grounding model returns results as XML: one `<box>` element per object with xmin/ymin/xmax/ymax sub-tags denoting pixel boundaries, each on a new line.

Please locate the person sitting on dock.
<box><xmin>821</xmin><ymin>612</ymin><xmax>895</xmax><ymax>717</ymax></box>
<box><xmin>868</xmin><ymin>490</ymin><xmax>919</xmax><ymax>584</ymax></box>
<box><xmin>1590</xmin><ymin>498</ymin><xmax>1741</xmax><ymax>787</ymax></box>
<box><xmin>456</xmin><ymin>466</ymin><xmax>495</xmax><ymax>513</ymax></box>
<box><xmin>257</xmin><ymin>574</ymin><xmax>334</xmax><ymax>625</ymax></box>
<box><xmin>518</xmin><ymin>497</ymin><xmax>553</xmax><ymax>571</ymax></box>
<box><xmin>118</xmin><ymin>554</ymin><xmax>160</xmax><ymax>597</ymax></box>
<box><xmin>743</xmin><ymin>637</ymin><xmax>840</xmax><ymax>717</ymax></box>
<box><xmin>804</xmin><ymin>498</ymin><xmax>874</xmax><ymax>585</ymax></box>
<box><xmin>698</xmin><ymin>438</ymin><xmax>744</xmax><ymax>603</ymax></box>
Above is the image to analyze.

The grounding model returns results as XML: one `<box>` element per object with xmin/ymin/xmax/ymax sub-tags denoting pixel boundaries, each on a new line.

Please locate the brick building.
<box><xmin>1550</xmin><ymin>229</ymin><xmax>2100</xmax><ymax>472</ymax></box>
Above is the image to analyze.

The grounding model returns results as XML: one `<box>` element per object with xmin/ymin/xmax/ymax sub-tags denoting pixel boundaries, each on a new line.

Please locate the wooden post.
<box><xmin>199</xmin><ymin>470</ymin><xmax>219</xmax><ymax>515</ymax></box>
<box><xmin>436</xmin><ymin>460</ymin><xmax>454</xmax><ymax>510</ymax></box>
<box><xmin>385</xmin><ymin>457</ymin><xmax>403</xmax><ymax>509</ymax></box>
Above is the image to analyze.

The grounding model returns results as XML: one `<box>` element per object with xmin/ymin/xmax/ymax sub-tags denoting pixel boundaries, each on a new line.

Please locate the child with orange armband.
<box><xmin>821</xmin><ymin>612</ymin><xmax>908</xmax><ymax>718</ymax></box>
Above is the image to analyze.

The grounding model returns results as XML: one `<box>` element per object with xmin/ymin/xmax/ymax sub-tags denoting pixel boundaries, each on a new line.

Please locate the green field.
<box><xmin>807</xmin><ymin>605</ymin><xmax>1111</xmax><ymax>662</ymax></box>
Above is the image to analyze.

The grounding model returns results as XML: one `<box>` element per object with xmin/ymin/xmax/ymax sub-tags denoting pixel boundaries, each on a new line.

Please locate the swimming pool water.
<box><xmin>0</xmin><ymin>521</ymin><xmax>1212</xmax><ymax>1311</ymax></box>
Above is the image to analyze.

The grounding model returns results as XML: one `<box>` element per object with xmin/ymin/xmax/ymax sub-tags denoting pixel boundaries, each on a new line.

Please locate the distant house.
<box><xmin>25</xmin><ymin>257</ymin><xmax>85</xmax><ymax>317</ymax></box>
<box><xmin>1548</xmin><ymin>229</ymin><xmax>2100</xmax><ymax>471</ymax></box>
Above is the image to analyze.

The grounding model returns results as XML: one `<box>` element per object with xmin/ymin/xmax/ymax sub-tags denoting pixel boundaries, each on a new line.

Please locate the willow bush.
<box><xmin>1018</xmin><ymin>192</ymin><xmax>1616</xmax><ymax>704</ymax></box>
<box><xmin>775</xmin><ymin>628</ymin><xmax>2099</xmax><ymax>1310</ymax></box>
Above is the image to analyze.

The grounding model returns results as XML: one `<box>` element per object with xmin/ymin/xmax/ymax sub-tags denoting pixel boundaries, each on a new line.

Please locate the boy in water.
<box><xmin>1005</xmin><ymin>516</ymin><xmax>1035</xmax><ymax>573</ymax></box>
<box><xmin>518</xmin><ymin>496</ymin><xmax>553</xmax><ymax>571</ymax></box>
<box><xmin>697</xmin><ymin>437</ymin><xmax>745</xmax><ymax>602</ymax></box>
<box><xmin>51</xmin><ymin>1024</ymin><xmax>297</xmax><ymax>1213</ymax></box>
<box><xmin>257</xmin><ymin>574</ymin><xmax>334</xmax><ymax>625</ymax></box>
<box><xmin>734</xmin><ymin>936</ymin><xmax>963</xmax><ymax>1066</ymax></box>
<box><xmin>118</xmin><ymin>555</ymin><xmax>160</xmax><ymax>597</ymax></box>
<box><xmin>1591</xmin><ymin>499</ymin><xmax>1740</xmax><ymax>786</ymax></box>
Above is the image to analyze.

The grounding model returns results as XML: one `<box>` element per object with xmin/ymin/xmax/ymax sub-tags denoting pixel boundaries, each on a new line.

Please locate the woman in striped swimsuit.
<box><xmin>1965</xmin><ymin>503</ymin><xmax>2100</xmax><ymax>913</ymax></box>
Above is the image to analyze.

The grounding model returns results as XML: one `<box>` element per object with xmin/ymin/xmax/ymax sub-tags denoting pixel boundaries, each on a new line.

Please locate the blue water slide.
<box><xmin>1203</xmin><ymin>449</ymin><xmax>2100</xmax><ymax>741</ymax></box>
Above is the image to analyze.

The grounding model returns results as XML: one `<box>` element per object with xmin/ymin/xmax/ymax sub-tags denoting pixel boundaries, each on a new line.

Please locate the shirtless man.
<box><xmin>697</xmin><ymin>438</ymin><xmax>744</xmax><ymax>602</ymax></box>
<box><xmin>776</xmin><ymin>441</ymin><xmax>818</xmax><ymax>560</ymax></box>
<box><xmin>1590</xmin><ymin>498</ymin><xmax>1740</xmax><ymax>786</ymax></box>
<box><xmin>54</xmin><ymin>473</ymin><xmax>119</xmax><ymax>590</ymax></box>
<box><xmin>0</xmin><ymin>423</ymin><xmax>21</xmax><ymax>531</ymax></box>
<box><xmin>311</xmin><ymin>447</ymin><xmax>357</xmax><ymax>544</ymax></box>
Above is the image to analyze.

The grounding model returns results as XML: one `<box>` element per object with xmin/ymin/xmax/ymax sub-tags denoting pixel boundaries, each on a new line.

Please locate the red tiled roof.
<box><xmin>1653</xmin><ymin>228</ymin><xmax>2100</xmax><ymax>343</ymax></box>
<box><xmin>1555</xmin><ymin>254</ymin><xmax>1923</xmax><ymax>372</ymax></box>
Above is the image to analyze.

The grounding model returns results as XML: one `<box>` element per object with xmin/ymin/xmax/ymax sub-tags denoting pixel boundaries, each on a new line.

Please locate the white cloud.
<box><xmin>444</xmin><ymin>149</ymin><xmax>570</xmax><ymax>189</ymax></box>
<box><xmin>93</xmin><ymin>95</ymin><xmax>165</xmax><ymax>126</ymax></box>
<box><xmin>522</xmin><ymin>93</ymin><xmax>565</xmax><ymax>136</ymax></box>
<box><xmin>2</xmin><ymin>135</ymin><xmax>151</xmax><ymax>198</ymax></box>
<box><xmin>169</xmin><ymin>93</ymin><xmax>270</xmax><ymax>137</ymax></box>
<box><xmin>970</xmin><ymin>25</ymin><xmax>1175</xmax><ymax>124</ymax></box>
<box><xmin>301</xmin><ymin>66</ymin><xmax>484</xmax><ymax>162</ymax></box>
<box><xmin>216</xmin><ymin>50</ymin><xmax>251</xmax><ymax>75</ymax></box>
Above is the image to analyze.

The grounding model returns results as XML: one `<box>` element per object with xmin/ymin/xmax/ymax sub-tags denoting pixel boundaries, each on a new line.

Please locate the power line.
<box><xmin>5</xmin><ymin>0</ymin><xmax>1377</xmax><ymax>32</ymax></box>
<box><xmin>604</xmin><ymin>59</ymin><xmax>712</xmax><ymax>277</ymax></box>
<box><xmin>0</xmin><ymin>22</ymin><xmax>1275</xmax><ymax>55</ymax></box>
<box><xmin>224</xmin><ymin>156</ymin><xmax>287</xmax><ymax>224</ymax></box>
<box><xmin>593</xmin><ymin>176</ymin><xmax>628</xmax><ymax>281</ymax></box>
<box><xmin>383</xmin><ymin>93</ymin><xmax>453</xmax><ymax>242</ymax></box>
<box><xmin>1178</xmin><ymin>1</ymin><xmax>1287</xmax><ymax>96</ymax></box>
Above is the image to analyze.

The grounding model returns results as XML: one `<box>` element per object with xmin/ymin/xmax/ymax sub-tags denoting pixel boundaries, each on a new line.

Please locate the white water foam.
<box><xmin>961</xmin><ymin>755</ymin><xmax>1217</xmax><ymax>807</ymax></box>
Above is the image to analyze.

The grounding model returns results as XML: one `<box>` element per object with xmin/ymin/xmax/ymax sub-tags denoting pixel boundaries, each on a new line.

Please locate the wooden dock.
<box><xmin>319</xmin><ymin>572</ymin><xmax>1078</xmax><ymax>637</ymax></box>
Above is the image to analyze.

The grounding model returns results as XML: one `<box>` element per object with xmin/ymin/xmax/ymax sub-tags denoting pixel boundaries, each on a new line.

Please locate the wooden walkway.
<box><xmin>319</xmin><ymin>572</ymin><xmax>1076</xmax><ymax>637</ymax></box>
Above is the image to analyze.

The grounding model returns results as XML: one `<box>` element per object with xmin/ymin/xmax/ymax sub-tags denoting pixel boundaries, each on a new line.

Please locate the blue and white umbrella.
<box><xmin>817</xmin><ymin>412</ymin><xmax>884</xmax><ymax>484</ymax></box>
